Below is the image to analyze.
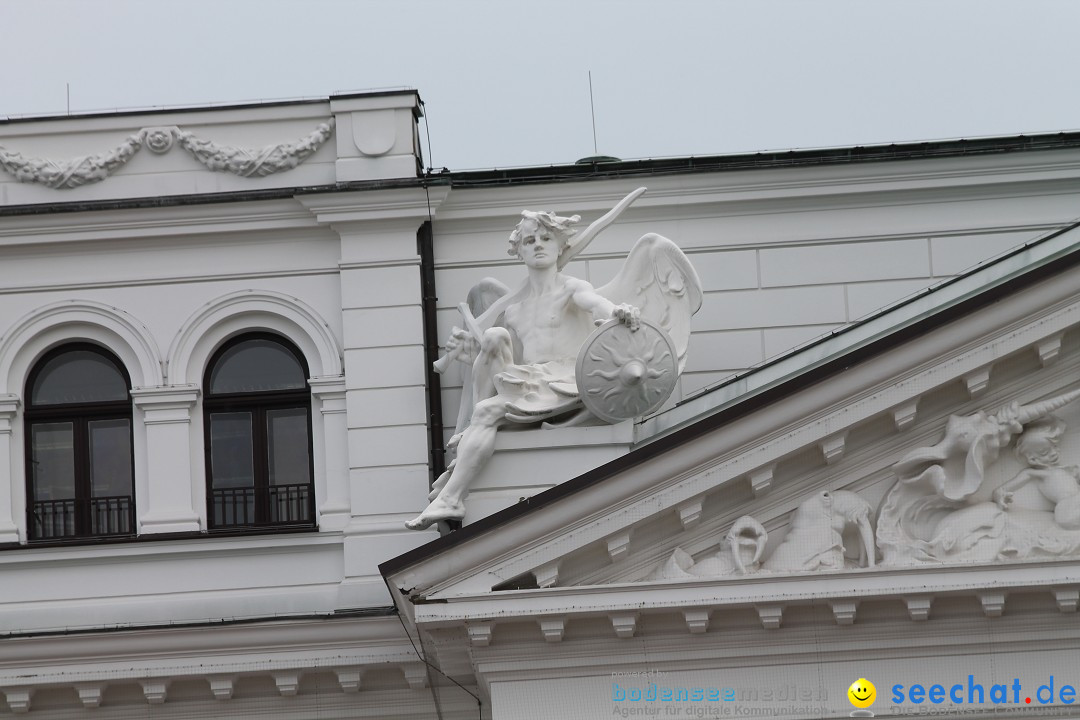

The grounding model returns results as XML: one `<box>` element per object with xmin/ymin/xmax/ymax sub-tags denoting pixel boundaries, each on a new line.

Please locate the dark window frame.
<box><xmin>203</xmin><ymin>333</ymin><xmax>316</xmax><ymax>531</ymax></box>
<box><xmin>24</xmin><ymin>343</ymin><xmax>136</xmax><ymax>542</ymax></box>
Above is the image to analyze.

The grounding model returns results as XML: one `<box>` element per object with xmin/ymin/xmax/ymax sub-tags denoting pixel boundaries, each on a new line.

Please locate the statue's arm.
<box><xmin>569</xmin><ymin>279</ymin><xmax>616</xmax><ymax>320</ymax></box>
<box><xmin>569</xmin><ymin>279</ymin><xmax>640</xmax><ymax>328</ymax></box>
<box><xmin>992</xmin><ymin>468</ymin><xmax>1039</xmax><ymax>509</ymax></box>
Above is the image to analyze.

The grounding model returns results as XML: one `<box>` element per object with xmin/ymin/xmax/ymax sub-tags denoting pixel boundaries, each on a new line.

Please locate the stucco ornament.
<box><xmin>407</xmin><ymin>187</ymin><xmax>703</xmax><ymax>531</ymax></box>
<box><xmin>0</xmin><ymin>120</ymin><xmax>333</xmax><ymax>187</ymax></box>
<box><xmin>173</xmin><ymin>120</ymin><xmax>333</xmax><ymax>177</ymax></box>
<box><xmin>651</xmin><ymin>490</ymin><xmax>876</xmax><ymax>579</ymax></box>
<box><xmin>877</xmin><ymin>388</ymin><xmax>1080</xmax><ymax>566</ymax></box>
<box><xmin>0</xmin><ymin>132</ymin><xmax>143</xmax><ymax>188</ymax></box>
<box><xmin>143</xmin><ymin>127</ymin><xmax>176</xmax><ymax>154</ymax></box>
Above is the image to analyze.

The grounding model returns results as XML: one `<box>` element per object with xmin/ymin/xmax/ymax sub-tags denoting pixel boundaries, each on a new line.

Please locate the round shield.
<box><xmin>576</xmin><ymin>318</ymin><xmax>679</xmax><ymax>423</ymax></box>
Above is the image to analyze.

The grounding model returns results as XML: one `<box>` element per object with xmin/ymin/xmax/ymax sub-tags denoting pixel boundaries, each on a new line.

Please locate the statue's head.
<box><xmin>1016</xmin><ymin>416</ymin><xmax>1066</xmax><ymax>468</ymax></box>
<box><xmin>508</xmin><ymin>210</ymin><xmax>580</xmax><ymax>260</ymax></box>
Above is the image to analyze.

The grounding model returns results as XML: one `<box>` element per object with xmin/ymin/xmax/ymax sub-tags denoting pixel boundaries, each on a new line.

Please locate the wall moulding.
<box><xmin>166</xmin><ymin>290</ymin><xmax>343</xmax><ymax>385</ymax></box>
<box><xmin>0</xmin><ymin>300</ymin><xmax>163</xmax><ymax>393</ymax></box>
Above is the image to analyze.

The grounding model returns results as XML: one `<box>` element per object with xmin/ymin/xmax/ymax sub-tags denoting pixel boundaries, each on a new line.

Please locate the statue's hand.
<box><xmin>445</xmin><ymin>327</ymin><xmax>479</xmax><ymax>364</ymax></box>
<box><xmin>612</xmin><ymin>303</ymin><xmax>641</xmax><ymax>331</ymax></box>
<box><xmin>992</xmin><ymin>487</ymin><xmax>1014</xmax><ymax>510</ymax></box>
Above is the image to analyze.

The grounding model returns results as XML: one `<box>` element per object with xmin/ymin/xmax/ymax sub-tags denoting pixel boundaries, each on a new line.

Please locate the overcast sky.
<box><xmin>3</xmin><ymin>0</ymin><xmax>1080</xmax><ymax>170</ymax></box>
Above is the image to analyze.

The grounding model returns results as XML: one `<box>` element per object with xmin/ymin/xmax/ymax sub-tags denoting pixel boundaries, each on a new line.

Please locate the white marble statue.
<box><xmin>876</xmin><ymin>389</ymin><xmax>1080</xmax><ymax>566</ymax></box>
<box><xmin>406</xmin><ymin>188</ymin><xmax>702</xmax><ymax>530</ymax></box>
<box><xmin>650</xmin><ymin>490</ymin><xmax>876</xmax><ymax>579</ymax></box>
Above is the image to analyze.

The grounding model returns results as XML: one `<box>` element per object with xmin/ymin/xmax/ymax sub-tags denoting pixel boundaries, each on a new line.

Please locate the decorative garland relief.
<box><xmin>0</xmin><ymin>119</ymin><xmax>334</xmax><ymax>189</ymax></box>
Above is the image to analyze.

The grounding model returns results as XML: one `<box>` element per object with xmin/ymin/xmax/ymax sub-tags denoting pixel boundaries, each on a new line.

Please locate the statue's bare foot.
<box><xmin>405</xmin><ymin>497</ymin><xmax>466</xmax><ymax>531</ymax></box>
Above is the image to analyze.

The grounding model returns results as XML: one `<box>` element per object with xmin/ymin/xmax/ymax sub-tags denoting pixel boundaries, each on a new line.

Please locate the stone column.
<box><xmin>310</xmin><ymin>376</ymin><xmax>349</xmax><ymax>531</ymax></box>
<box><xmin>0</xmin><ymin>396</ymin><xmax>22</xmax><ymax>543</ymax></box>
<box><xmin>131</xmin><ymin>386</ymin><xmax>201</xmax><ymax>534</ymax></box>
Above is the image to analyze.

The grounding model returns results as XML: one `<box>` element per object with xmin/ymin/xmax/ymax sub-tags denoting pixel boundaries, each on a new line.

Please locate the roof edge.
<box><xmin>0</xmin><ymin>88</ymin><xmax>419</xmax><ymax>126</ymax></box>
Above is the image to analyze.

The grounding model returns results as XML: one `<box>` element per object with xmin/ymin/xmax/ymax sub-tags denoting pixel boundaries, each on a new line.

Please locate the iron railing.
<box><xmin>31</xmin><ymin>495</ymin><xmax>134</xmax><ymax>540</ymax></box>
<box><xmin>210</xmin><ymin>483</ymin><xmax>313</xmax><ymax>528</ymax></box>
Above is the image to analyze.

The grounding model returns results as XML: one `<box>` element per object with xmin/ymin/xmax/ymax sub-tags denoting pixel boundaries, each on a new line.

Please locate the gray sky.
<box><xmin>3</xmin><ymin>0</ymin><xmax>1080</xmax><ymax>170</ymax></box>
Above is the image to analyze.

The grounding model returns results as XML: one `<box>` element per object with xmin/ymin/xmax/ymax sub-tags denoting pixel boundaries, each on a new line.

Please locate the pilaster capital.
<box><xmin>0</xmin><ymin>395</ymin><xmax>19</xmax><ymax>420</ymax></box>
<box><xmin>130</xmin><ymin>385</ymin><xmax>200</xmax><ymax>424</ymax></box>
<box><xmin>309</xmin><ymin>376</ymin><xmax>347</xmax><ymax>414</ymax></box>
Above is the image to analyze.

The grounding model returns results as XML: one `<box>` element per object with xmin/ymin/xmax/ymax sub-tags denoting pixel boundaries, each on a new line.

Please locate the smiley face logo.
<box><xmin>847</xmin><ymin>678</ymin><xmax>876</xmax><ymax>708</ymax></box>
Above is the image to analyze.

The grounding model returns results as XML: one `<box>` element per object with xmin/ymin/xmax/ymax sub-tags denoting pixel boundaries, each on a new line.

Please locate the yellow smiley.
<box><xmin>847</xmin><ymin>678</ymin><xmax>876</xmax><ymax>708</ymax></box>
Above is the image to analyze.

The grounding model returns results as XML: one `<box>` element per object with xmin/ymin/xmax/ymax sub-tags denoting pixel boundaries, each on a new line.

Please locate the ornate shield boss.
<box><xmin>576</xmin><ymin>318</ymin><xmax>679</xmax><ymax>423</ymax></box>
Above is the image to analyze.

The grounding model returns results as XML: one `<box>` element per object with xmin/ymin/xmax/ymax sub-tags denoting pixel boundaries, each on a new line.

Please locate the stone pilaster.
<box><xmin>131</xmin><ymin>386</ymin><xmax>201</xmax><ymax>534</ymax></box>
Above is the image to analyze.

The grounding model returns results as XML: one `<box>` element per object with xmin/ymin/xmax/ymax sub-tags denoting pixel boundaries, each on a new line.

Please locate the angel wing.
<box><xmin>447</xmin><ymin>277</ymin><xmax>512</xmax><ymax>436</ymax></box>
<box><xmin>596</xmin><ymin>233</ymin><xmax>703</xmax><ymax>372</ymax></box>
<box><xmin>466</xmin><ymin>277</ymin><xmax>510</xmax><ymax>319</ymax></box>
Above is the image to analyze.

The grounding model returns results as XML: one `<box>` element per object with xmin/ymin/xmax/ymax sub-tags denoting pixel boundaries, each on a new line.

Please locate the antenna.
<box><xmin>588</xmin><ymin>71</ymin><xmax>598</xmax><ymax>155</ymax></box>
<box><xmin>66</xmin><ymin>83</ymin><xmax>70</xmax><ymax>115</ymax></box>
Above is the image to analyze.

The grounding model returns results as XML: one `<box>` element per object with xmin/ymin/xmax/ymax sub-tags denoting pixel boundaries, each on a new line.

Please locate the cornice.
<box><xmin>415</xmin><ymin>559</ymin><xmax>1080</xmax><ymax>625</ymax></box>
<box><xmin>0</xmin><ymin>615</ymin><xmax>405</xmax><ymax>667</ymax></box>
<box><xmin>0</xmin><ymin>198</ymin><xmax>320</xmax><ymax>246</ymax></box>
<box><xmin>431</xmin><ymin>150</ymin><xmax>1080</xmax><ymax>222</ymax></box>
<box><xmin>299</xmin><ymin>185</ymin><xmax>449</xmax><ymax>226</ymax></box>
<box><xmin>0</xmin><ymin>531</ymin><xmax>341</xmax><ymax>569</ymax></box>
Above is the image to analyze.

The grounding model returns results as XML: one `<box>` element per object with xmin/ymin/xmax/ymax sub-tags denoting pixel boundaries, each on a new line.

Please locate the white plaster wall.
<box><xmin>0</xmin><ymin>205</ymin><xmax>354</xmax><ymax>629</ymax></box>
<box><xmin>0</xmin><ymin>93</ymin><xmax>430</xmax><ymax>637</ymax></box>
<box><xmin>3</xmin><ymin>106</ymin><xmax>1080</xmax><ymax>660</ymax></box>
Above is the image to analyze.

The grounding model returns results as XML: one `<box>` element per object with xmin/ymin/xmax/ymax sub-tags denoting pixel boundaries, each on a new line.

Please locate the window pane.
<box><xmin>89</xmin><ymin>419</ymin><xmax>133</xmax><ymax>498</ymax></box>
<box><xmin>210</xmin><ymin>413</ymin><xmax>254</xmax><ymax>488</ymax></box>
<box><xmin>267</xmin><ymin>408</ymin><xmax>311</xmax><ymax>486</ymax></box>
<box><xmin>209</xmin><ymin>339</ymin><xmax>306</xmax><ymax>394</ymax></box>
<box><xmin>31</xmin><ymin>422</ymin><xmax>75</xmax><ymax>501</ymax></box>
<box><xmin>31</xmin><ymin>350</ymin><xmax>128</xmax><ymax>405</ymax></box>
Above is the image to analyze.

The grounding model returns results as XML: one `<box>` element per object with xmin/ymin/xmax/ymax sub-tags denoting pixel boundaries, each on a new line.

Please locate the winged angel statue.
<box><xmin>406</xmin><ymin>188</ymin><xmax>702</xmax><ymax>530</ymax></box>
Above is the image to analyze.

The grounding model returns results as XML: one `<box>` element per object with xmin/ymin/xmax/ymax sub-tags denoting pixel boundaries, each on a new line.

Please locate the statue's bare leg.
<box><xmin>406</xmin><ymin>397</ymin><xmax>509</xmax><ymax>529</ymax></box>
<box><xmin>407</xmin><ymin>329</ymin><xmax>514</xmax><ymax>530</ymax></box>
<box><xmin>470</xmin><ymin>327</ymin><xmax>513</xmax><ymax>403</ymax></box>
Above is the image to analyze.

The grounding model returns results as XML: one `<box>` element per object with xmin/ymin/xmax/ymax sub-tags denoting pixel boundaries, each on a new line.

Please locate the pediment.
<box><xmin>384</xmin><ymin>239</ymin><xmax>1080</xmax><ymax>632</ymax></box>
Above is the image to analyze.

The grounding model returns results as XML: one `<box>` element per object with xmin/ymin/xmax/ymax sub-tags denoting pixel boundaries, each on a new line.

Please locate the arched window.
<box><xmin>25</xmin><ymin>344</ymin><xmax>135</xmax><ymax>541</ymax></box>
<box><xmin>204</xmin><ymin>334</ymin><xmax>315</xmax><ymax>530</ymax></box>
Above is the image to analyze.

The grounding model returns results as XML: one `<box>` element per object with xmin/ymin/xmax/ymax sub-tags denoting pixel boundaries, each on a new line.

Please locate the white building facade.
<box><xmin>0</xmin><ymin>91</ymin><xmax>1079</xmax><ymax>718</ymax></box>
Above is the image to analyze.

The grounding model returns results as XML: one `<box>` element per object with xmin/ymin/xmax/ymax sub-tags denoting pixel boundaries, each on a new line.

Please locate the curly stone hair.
<box><xmin>1016</xmin><ymin>416</ymin><xmax>1067</xmax><ymax>465</ymax></box>
<box><xmin>507</xmin><ymin>210</ymin><xmax>581</xmax><ymax>259</ymax></box>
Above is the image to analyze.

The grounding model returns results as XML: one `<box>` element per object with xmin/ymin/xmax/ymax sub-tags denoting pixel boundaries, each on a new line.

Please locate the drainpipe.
<box><xmin>416</xmin><ymin>219</ymin><xmax>446</xmax><ymax>484</ymax></box>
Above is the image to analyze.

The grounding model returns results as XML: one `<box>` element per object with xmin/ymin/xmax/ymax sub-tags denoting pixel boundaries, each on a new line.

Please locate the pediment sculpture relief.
<box><xmin>652</xmin><ymin>491</ymin><xmax>876</xmax><ymax>579</ymax></box>
<box><xmin>878</xmin><ymin>389</ymin><xmax>1080</xmax><ymax>565</ymax></box>
<box><xmin>407</xmin><ymin>188</ymin><xmax>703</xmax><ymax>530</ymax></box>
<box><xmin>652</xmin><ymin>388</ymin><xmax>1080</xmax><ymax>580</ymax></box>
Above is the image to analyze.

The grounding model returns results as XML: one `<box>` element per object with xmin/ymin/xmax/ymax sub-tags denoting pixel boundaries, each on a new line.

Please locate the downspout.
<box><xmin>416</xmin><ymin>218</ymin><xmax>447</xmax><ymax>485</ymax></box>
